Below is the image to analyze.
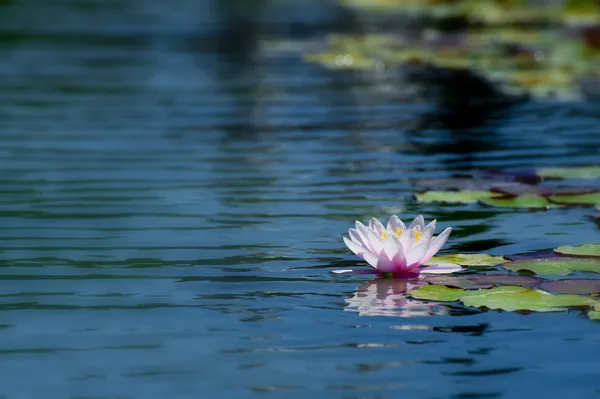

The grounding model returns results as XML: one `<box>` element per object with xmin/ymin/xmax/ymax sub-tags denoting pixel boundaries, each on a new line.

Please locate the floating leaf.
<box><xmin>415</xmin><ymin>178</ymin><xmax>526</xmax><ymax>192</ymax></box>
<box><xmin>491</xmin><ymin>184</ymin><xmax>599</xmax><ymax>197</ymax></box>
<box><xmin>423</xmin><ymin>275</ymin><xmax>493</xmax><ymax>289</ymax></box>
<box><xmin>541</xmin><ymin>279</ymin><xmax>600</xmax><ymax>294</ymax></box>
<box><xmin>425</xmin><ymin>253</ymin><xmax>506</xmax><ymax>267</ymax></box>
<box><xmin>424</xmin><ymin>274</ymin><xmax>540</xmax><ymax>289</ymax></box>
<box><xmin>503</xmin><ymin>250</ymin><xmax>559</xmax><ymax>262</ymax></box>
<box><xmin>549</xmin><ymin>192</ymin><xmax>600</xmax><ymax>205</ymax></box>
<box><xmin>554</xmin><ymin>243</ymin><xmax>600</xmax><ymax>258</ymax></box>
<box><xmin>537</xmin><ymin>165</ymin><xmax>600</xmax><ymax>180</ymax></box>
<box><xmin>414</xmin><ymin>190</ymin><xmax>495</xmax><ymax>204</ymax></box>
<box><xmin>408</xmin><ymin>285</ymin><xmax>526</xmax><ymax>302</ymax></box>
<box><xmin>504</xmin><ymin>258</ymin><xmax>600</xmax><ymax>275</ymax></box>
<box><xmin>462</xmin><ymin>288</ymin><xmax>596</xmax><ymax>312</ymax></box>
<box><xmin>588</xmin><ymin>310</ymin><xmax>600</xmax><ymax>320</ymax></box>
<box><xmin>479</xmin><ymin>195</ymin><xmax>551</xmax><ymax>209</ymax></box>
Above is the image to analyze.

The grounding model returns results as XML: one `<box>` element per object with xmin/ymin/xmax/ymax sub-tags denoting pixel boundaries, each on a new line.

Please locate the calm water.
<box><xmin>1</xmin><ymin>1</ymin><xmax>600</xmax><ymax>398</ymax></box>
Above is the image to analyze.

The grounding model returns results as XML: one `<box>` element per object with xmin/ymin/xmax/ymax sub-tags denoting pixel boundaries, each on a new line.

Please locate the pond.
<box><xmin>1</xmin><ymin>1</ymin><xmax>600</xmax><ymax>398</ymax></box>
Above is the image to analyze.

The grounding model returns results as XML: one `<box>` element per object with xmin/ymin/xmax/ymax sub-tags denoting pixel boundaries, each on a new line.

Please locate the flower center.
<box><xmin>380</xmin><ymin>228</ymin><xmax>404</xmax><ymax>240</ymax></box>
<box><xmin>415</xmin><ymin>231</ymin><xmax>422</xmax><ymax>241</ymax></box>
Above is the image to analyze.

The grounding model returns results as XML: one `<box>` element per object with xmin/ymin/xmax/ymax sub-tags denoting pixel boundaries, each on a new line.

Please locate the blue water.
<box><xmin>1</xmin><ymin>1</ymin><xmax>600</xmax><ymax>398</ymax></box>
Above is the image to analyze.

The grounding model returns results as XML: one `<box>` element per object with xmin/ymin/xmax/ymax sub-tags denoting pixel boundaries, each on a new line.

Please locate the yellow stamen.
<box><xmin>415</xmin><ymin>231</ymin><xmax>422</xmax><ymax>241</ymax></box>
<box><xmin>395</xmin><ymin>228</ymin><xmax>403</xmax><ymax>237</ymax></box>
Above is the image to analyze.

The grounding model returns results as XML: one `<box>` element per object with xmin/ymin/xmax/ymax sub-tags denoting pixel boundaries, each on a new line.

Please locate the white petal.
<box><xmin>386</xmin><ymin>215</ymin><xmax>406</xmax><ymax>232</ymax></box>
<box><xmin>369</xmin><ymin>218</ymin><xmax>386</xmax><ymax>235</ymax></box>
<box><xmin>349</xmin><ymin>228</ymin><xmax>366</xmax><ymax>246</ymax></box>
<box><xmin>418</xmin><ymin>263</ymin><xmax>463</xmax><ymax>274</ymax></box>
<box><xmin>363</xmin><ymin>252</ymin><xmax>380</xmax><ymax>268</ymax></box>
<box><xmin>420</xmin><ymin>227</ymin><xmax>452</xmax><ymax>264</ymax></box>
<box><xmin>366</xmin><ymin>229</ymin><xmax>384</xmax><ymax>255</ymax></box>
<box><xmin>420</xmin><ymin>224</ymin><xmax>435</xmax><ymax>244</ymax></box>
<box><xmin>344</xmin><ymin>236</ymin><xmax>366</xmax><ymax>256</ymax></box>
<box><xmin>425</xmin><ymin>219</ymin><xmax>437</xmax><ymax>232</ymax></box>
<box><xmin>405</xmin><ymin>243</ymin><xmax>428</xmax><ymax>267</ymax></box>
<box><xmin>409</xmin><ymin>215</ymin><xmax>425</xmax><ymax>231</ymax></box>
<box><xmin>390</xmin><ymin>249</ymin><xmax>407</xmax><ymax>270</ymax></box>
<box><xmin>355</xmin><ymin>221</ymin><xmax>373</xmax><ymax>252</ymax></box>
<box><xmin>382</xmin><ymin>235</ymin><xmax>400</xmax><ymax>259</ymax></box>
<box><xmin>399</xmin><ymin>228</ymin><xmax>416</xmax><ymax>252</ymax></box>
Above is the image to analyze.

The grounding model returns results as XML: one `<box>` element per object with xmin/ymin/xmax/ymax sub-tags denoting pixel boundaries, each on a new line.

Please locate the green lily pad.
<box><xmin>425</xmin><ymin>253</ymin><xmax>506</xmax><ymax>267</ymax></box>
<box><xmin>537</xmin><ymin>165</ymin><xmax>600</xmax><ymax>180</ymax></box>
<box><xmin>424</xmin><ymin>274</ymin><xmax>541</xmax><ymax>289</ymax></box>
<box><xmin>479</xmin><ymin>195</ymin><xmax>552</xmax><ymax>209</ymax></box>
<box><xmin>504</xmin><ymin>258</ymin><xmax>600</xmax><ymax>276</ymax></box>
<box><xmin>554</xmin><ymin>244</ymin><xmax>600</xmax><ymax>258</ymax></box>
<box><xmin>549</xmin><ymin>192</ymin><xmax>600</xmax><ymax>205</ymax></box>
<box><xmin>408</xmin><ymin>285</ymin><xmax>526</xmax><ymax>302</ymax></box>
<box><xmin>462</xmin><ymin>288</ymin><xmax>596</xmax><ymax>312</ymax></box>
<box><xmin>414</xmin><ymin>190</ymin><xmax>495</xmax><ymax>204</ymax></box>
<box><xmin>588</xmin><ymin>310</ymin><xmax>600</xmax><ymax>320</ymax></box>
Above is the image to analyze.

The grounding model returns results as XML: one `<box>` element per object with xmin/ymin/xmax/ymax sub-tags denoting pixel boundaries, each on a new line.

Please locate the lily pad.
<box><xmin>425</xmin><ymin>253</ymin><xmax>506</xmax><ymax>267</ymax></box>
<box><xmin>537</xmin><ymin>165</ymin><xmax>600</xmax><ymax>180</ymax></box>
<box><xmin>414</xmin><ymin>190</ymin><xmax>495</xmax><ymax>204</ymax></box>
<box><xmin>408</xmin><ymin>285</ymin><xmax>526</xmax><ymax>302</ymax></box>
<box><xmin>549</xmin><ymin>192</ymin><xmax>600</xmax><ymax>205</ymax></box>
<box><xmin>479</xmin><ymin>195</ymin><xmax>551</xmax><ymax>209</ymax></box>
<box><xmin>462</xmin><ymin>288</ymin><xmax>596</xmax><ymax>312</ymax></box>
<box><xmin>423</xmin><ymin>275</ymin><xmax>494</xmax><ymax>290</ymax></box>
<box><xmin>424</xmin><ymin>274</ymin><xmax>541</xmax><ymax>289</ymax></box>
<box><xmin>415</xmin><ymin>178</ymin><xmax>525</xmax><ymax>192</ymax></box>
<box><xmin>554</xmin><ymin>244</ymin><xmax>600</xmax><ymax>258</ymax></box>
<box><xmin>491</xmin><ymin>184</ymin><xmax>599</xmax><ymax>197</ymax></box>
<box><xmin>541</xmin><ymin>279</ymin><xmax>600</xmax><ymax>294</ymax></box>
<box><xmin>503</xmin><ymin>250</ymin><xmax>559</xmax><ymax>262</ymax></box>
<box><xmin>504</xmin><ymin>258</ymin><xmax>600</xmax><ymax>276</ymax></box>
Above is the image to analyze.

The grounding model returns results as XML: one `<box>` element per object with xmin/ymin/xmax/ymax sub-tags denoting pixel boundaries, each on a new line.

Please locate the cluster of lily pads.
<box><xmin>298</xmin><ymin>0</ymin><xmax>600</xmax><ymax>100</ymax></box>
<box><xmin>345</xmin><ymin>243</ymin><xmax>600</xmax><ymax>319</ymax></box>
<box><xmin>414</xmin><ymin>165</ymin><xmax>600</xmax><ymax>210</ymax></box>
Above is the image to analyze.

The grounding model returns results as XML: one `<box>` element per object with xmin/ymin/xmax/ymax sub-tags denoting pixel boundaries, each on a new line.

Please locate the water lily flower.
<box><xmin>334</xmin><ymin>215</ymin><xmax>463</xmax><ymax>276</ymax></box>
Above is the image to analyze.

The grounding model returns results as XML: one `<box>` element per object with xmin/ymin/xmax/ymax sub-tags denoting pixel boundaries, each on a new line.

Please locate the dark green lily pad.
<box><xmin>415</xmin><ymin>190</ymin><xmax>495</xmax><ymax>204</ymax></box>
<box><xmin>537</xmin><ymin>165</ymin><xmax>600</xmax><ymax>180</ymax></box>
<box><xmin>504</xmin><ymin>258</ymin><xmax>600</xmax><ymax>276</ymax></box>
<box><xmin>554</xmin><ymin>244</ymin><xmax>600</xmax><ymax>258</ymax></box>
<box><xmin>504</xmin><ymin>250</ymin><xmax>559</xmax><ymax>262</ymax></box>
<box><xmin>408</xmin><ymin>285</ymin><xmax>526</xmax><ymax>302</ymax></box>
<box><xmin>479</xmin><ymin>195</ymin><xmax>552</xmax><ymax>209</ymax></box>
<box><xmin>462</xmin><ymin>288</ymin><xmax>597</xmax><ymax>312</ymax></box>
<box><xmin>424</xmin><ymin>274</ymin><xmax>541</xmax><ymax>289</ymax></box>
<box><xmin>424</xmin><ymin>275</ymin><xmax>493</xmax><ymax>290</ymax></box>
<box><xmin>424</xmin><ymin>253</ymin><xmax>506</xmax><ymax>267</ymax></box>
<box><xmin>541</xmin><ymin>279</ymin><xmax>600</xmax><ymax>294</ymax></box>
<box><xmin>491</xmin><ymin>184</ymin><xmax>599</xmax><ymax>197</ymax></box>
<box><xmin>549</xmin><ymin>192</ymin><xmax>600</xmax><ymax>205</ymax></box>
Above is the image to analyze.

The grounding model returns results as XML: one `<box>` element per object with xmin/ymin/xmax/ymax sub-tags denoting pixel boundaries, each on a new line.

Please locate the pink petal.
<box><xmin>390</xmin><ymin>249</ymin><xmax>407</xmax><ymax>270</ymax></box>
<box><xmin>343</xmin><ymin>236</ymin><xmax>366</xmax><ymax>256</ymax></box>
<box><xmin>375</xmin><ymin>255</ymin><xmax>398</xmax><ymax>273</ymax></box>
<box><xmin>418</xmin><ymin>263</ymin><xmax>463</xmax><ymax>274</ymax></box>
<box><xmin>405</xmin><ymin>243</ymin><xmax>428</xmax><ymax>267</ymax></box>
<box><xmin>420</xmin><ymin>227</ymin><xmax>452</xmax><ymax>264</ymax></box>
<box><xmin>425</xmin><ymin>219</ymin><xmax>437</xmax><ymax>232</ymax></box>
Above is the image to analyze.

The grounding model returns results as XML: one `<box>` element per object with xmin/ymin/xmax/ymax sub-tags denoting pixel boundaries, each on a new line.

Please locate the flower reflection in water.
<box><xmin>345</xmin><ymin>278</ymin><xmax>449</xmax><ymax>318</ymax></box>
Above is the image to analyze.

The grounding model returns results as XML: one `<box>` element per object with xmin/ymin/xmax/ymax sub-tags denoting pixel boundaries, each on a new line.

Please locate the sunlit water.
<box><xmin>1</xmin><ymin>1</ymin><xmax>600</xmax><ymax>398</ymax></box>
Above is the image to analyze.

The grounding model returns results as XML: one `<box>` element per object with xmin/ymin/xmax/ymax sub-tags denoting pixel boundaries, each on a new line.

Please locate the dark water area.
<box><xmin>1</xmin><ymin>1</ymin><xmax>600</xmax><ymax>398</ymax></box>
